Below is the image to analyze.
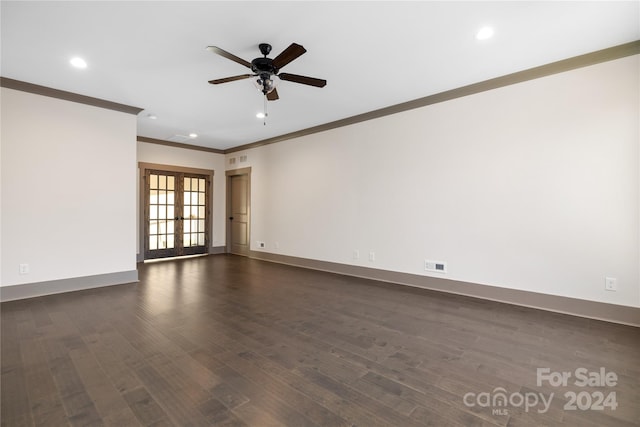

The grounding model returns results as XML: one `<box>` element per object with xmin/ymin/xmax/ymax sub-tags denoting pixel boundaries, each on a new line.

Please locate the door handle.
<box><xmin>175</xmin><ymin>217</ymin><xmax>185</xmax><ymax>221</ymax></box>
<box><xmin>229</xmin><ymin>216</ymin><xmax>234</xmax><ymax>220</ymax></box>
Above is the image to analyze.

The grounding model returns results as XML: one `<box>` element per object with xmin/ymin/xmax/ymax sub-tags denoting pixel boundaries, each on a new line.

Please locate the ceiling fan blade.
<box><xmin>266</xmin><ymin>88</ymin><xmax>279</xmax><ymax>101</ymax></box>
<box><xmin>272</xmin><ymin>43</ymin><xmax>307</xmax><ymax>69</ymax></box>
<box><xmin>206</xmin><ymin>46</ymin><xmax>252</xmax><ymax>68</ymax></box>
<box><xmin>208</xmin><ymin>74</ymin><xmax>253</xmax><ymax>84</ymax></box>
<box><xmin>279</xmin><ymin>73</ymin><xmax>326</xmax><ymax>88</ymax></box>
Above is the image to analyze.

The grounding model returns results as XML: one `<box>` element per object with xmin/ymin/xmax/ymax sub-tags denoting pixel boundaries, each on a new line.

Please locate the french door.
<box><xmin>144</xmin><ymin>169</ymin><xmax>210</xmax><ymax>259</ymax></box>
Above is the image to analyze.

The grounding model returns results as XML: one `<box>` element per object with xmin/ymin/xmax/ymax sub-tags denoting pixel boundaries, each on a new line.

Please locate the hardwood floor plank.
<box><xmin>219</xmin><ymin>348</ymin><xmax>387</xmax><ymax>427</ymax></box>
<box><xmin>134</xmin><ymin>364</ymin><xmax>210</xmax><ymax>427</ymax></box>
<box><xmin>69</xmin><ymin>346</ymin><xmax>140</xmax><ymax>425</ymax></box>
<box><xmin>218</xmin><ymin>350</ymin><xmax>350</xmax><ymax>427</ymax></box>
<box><xmin>122</xmin><ymin>386</ymin><xmax>170</xmax><ymax>426</ymax></box>
<box><xmin>84</xmin><ymin>330</ymin><xmax>144</xmax><ymax>395</ymax></box>
<box><xmin>213</xmin><ymin>364</ymin><xmax>322</xmax><ymax>427</ymax></box>
<box><xmin>197</xmin><ymin>398</ymin><xmax>248</xmax><ymax>426</ymax></box>
<box><xmin>3</xmin><ymin>254</ymin><xmax>639</xmax><ymax>426</ymax></box>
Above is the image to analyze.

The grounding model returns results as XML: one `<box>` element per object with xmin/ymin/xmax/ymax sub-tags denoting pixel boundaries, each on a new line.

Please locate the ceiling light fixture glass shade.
<box><xmin>254</xmin><ymin>74</ymin><xmax>278</xmax><ymax>94</ymax></box>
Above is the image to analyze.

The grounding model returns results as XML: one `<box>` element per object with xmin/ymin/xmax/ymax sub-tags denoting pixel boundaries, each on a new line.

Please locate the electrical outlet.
<box><xmin>19</xmin><ymin>263</ymin><xmax>29</xmax><ymax>275</ymax></box>
<box><xmin>605</xmin><ymin>277</ymin><xmax>617</xmax><ymax>291</ymax></box>
<box><xmin>425</xmin><ymin>260</ymin><xmax>447</xmax><ymax>273</ymax></box>
<box><xmin>257</xmin><ymin>241</ymin><xmax>266</xmax><ymax>249</ymax></box>
<box><xmin>353</xmin><ymin>250</ymin><xmax>360</xmax><ymax>260</ymax></box>
<box><xmin>274</xmin><ymin>241</ymin><xmax>280</xmax><ymax>249</ymax></box>
<box><xmin>369</xmin><ymin>251</ymin><xmax>375</xmax><ymax>262</ymax></box>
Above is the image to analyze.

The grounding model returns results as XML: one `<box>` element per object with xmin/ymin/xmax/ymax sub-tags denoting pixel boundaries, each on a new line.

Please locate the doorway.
<box><xmin>140</xmin><ymin>163</ymin><xmax>213</xmax><ymax>260</ymax></box>
<box><xmin>226</xmin><ymin>167</ymin><xmax>251</xmax><ymax>256</ymax></box>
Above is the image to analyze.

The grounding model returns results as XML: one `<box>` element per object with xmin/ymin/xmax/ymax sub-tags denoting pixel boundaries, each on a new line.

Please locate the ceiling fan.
<box><xmin>207</xmin><ymin>43</ymin><xmax>326</xmax><ymax>101</ymax></box>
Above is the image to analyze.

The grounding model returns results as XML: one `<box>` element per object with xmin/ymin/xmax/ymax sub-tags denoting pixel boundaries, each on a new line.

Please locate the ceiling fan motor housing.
<box><xmin>251</xmin><ymin>57</ymin><xmax>278</xmax><ymax>75</ymax></box>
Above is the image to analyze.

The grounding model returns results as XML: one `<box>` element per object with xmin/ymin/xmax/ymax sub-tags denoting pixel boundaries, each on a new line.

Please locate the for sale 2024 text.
<box><xmin>537</xmin><ymin>367</ymin><xmax>618</xmax><ymax>411</ymax></box>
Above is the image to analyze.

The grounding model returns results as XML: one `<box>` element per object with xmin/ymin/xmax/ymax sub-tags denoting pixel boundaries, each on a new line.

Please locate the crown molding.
<box><xmin>137</xmin><ymin>136</ymin><xmax>224</xmax><ymax>154</ymax></box>
<box><xmin>0</xmin><ymin>77</ymin><xmax>143</xmax><ymax>115</ymax></box>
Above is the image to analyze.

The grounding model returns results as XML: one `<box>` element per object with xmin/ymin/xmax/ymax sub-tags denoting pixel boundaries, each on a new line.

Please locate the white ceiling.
<box><xmin>2</xmin><ymin>1</ymin><xmax>639</xmax><ymax>151</ymax></box>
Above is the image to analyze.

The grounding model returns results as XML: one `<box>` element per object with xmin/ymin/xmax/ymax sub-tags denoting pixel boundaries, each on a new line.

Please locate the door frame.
<box><xmin>138</xmin><ymin>162</ymin><xmax>215</xmax><ymax>261</ymax></box>
<box><xmin>225</xmin><ymin>167</ymin><xmax>251</xmax><ymax>256</ymax></box>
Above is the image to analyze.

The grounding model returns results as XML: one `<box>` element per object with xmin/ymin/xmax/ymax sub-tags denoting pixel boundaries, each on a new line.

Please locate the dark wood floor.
<box><xmin>2</xmin><ymin>255</ymin><xmax>639</xmax><ymax>426</ymax></box>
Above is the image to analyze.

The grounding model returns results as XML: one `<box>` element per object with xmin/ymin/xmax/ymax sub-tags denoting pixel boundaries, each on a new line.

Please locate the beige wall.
<box><xmin>1</xmin><ymin>88</ymin><xmax>138</xmax><ymax>286</ymax></box>
<box><xmin>233</xmin><ymin>55</ymin><xmax>640</xmax><ymax>308</ymax></box>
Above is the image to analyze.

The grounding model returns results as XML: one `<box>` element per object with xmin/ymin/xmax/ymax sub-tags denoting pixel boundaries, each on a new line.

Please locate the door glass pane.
<box><xmin>168</xmin><ymin>191</ymin><xmax>175</xmax><ymax>205</ymax></box>
<box><xmin>150</xmin><ymin>220</ymin><xmax>158</xmax><ymax>235</ymax></box>
<box><xmin>150</xmin><ymin>174</ymin><xmax>158</xmax><ymax>190</ymax></box>
<box><xmin>150</xmin><ymin>205</ymin><xmax>158</xmax><ymax>220</ymax></box>
<box><xmin>149</xmin><ymin>190</ymin><xmax>158</xmax><ymax>205</ymax></box>
<box><xmin>159</xmin><ymin>175</ymin><xmax>166</xmax><ymax>190</ymax></box>
<box><xmin>184</xmin><ymin>177</ymin><xmax>191</xmax><ymax>191</ymax></box>
<box><xmin>198</xmin><ymin>233</ymin><xmax>205</xmax><ymax>246</ymax></box>
<box><xmin>159</xmin><ymin>191</ymin><xmax>166</xmax><ymax>204</ymax></box>
<box><xmin>183</xmin><ymin>234</ymin><xmax>191</xmax><ymax>247</ymax></box>
<box><xmin>198</xmin><ymin>193</ymin><xmax>205</xmax><ymax>205</ymax></box>
<box><xmin>198</xmin><ymin>206</ymin><xmax>205</xmax><ymax>218</ymax></box>
<box><xmin>167</xmin><ymin>234</ymin><xmax>174</xmax><ymax>249</ymax></box>
<box><xmin>149</xmin><ymin>235</ymin><xmax>158</xmax><ymax>250</ymax></box>
<box><xmin>199</xmin><ymin>179</ymin><xmax>205</xmax><ymax>191</ymax></box>
<box><xmin>191</xmin><ymin>192</ymin><xmax>198</xmax><ymax>205</ymax></box>
<box><xmin>167</xmin><ymin>206</ymin><xmax>174</xmax><ymax>220</ymax></box>
<box><xmin>192</xmin><ymin>178</ymin><xmax>198</xmax><ymax>191</ymax></box>
<box><xmin>191</xmin><ymin>219</ymin><xmax>198</xmax><ymax>232</ymax></box>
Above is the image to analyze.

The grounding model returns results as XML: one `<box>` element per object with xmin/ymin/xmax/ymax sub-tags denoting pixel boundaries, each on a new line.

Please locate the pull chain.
<box><xmin>263</xmin><ymin>95</ymin><xmax>268</xmax><ymax>126</ymax></box>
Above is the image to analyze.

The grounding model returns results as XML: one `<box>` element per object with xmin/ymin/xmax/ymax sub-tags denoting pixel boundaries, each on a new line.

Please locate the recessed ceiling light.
<box><xmin>70</xmin><ymin>57</ymin><xmax>87</xmax><ymax>69</ymax></box>
<box><xmin>189</xmin><ymin>133</ymin><xmax>198</xmax><ymax>138</ymax></box>
<box><xmin>146</xmin><ymin>114</ymin><xmax>157</xmax><ymax>120</ymax></box>
<box><xmin>256</xmin><ymin>112</ymin><xmax>266</xmax><ymax>119</ymax></box>
<box><xmin>476</xmin><ymin>26</ymin><xmax>494</xmax><ymax>41</ymax></box>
